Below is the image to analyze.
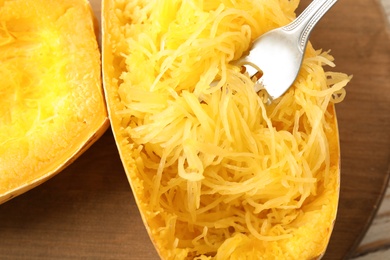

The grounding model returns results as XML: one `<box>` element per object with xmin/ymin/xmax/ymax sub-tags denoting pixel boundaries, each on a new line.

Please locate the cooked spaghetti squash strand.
<box><xmin>110</xmin><ymin>0</ymin><xmax>351</xmax><ymax>258</ymax></box>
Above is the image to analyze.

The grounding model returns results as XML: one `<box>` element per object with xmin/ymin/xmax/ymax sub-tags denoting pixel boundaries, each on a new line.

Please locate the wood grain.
<box><xmin>311</xmin><ymin>0</ymin><xmax>390</xmax><ymax>258</ymax></box>
<box><xmin>353</xmin><ymin>1</ymin><xmax>390</xmax><ymax>254</ymax></box>
<box><xmin>0</xmin><ymin>0</ymin><xmax>389</xmax><ymax>259</ymax></box>
<box><xmin>0</xmin><ymin>130</ymin><xmax>159</xmax><ymax>259</ymax></box>
<box><xmin>354</xmin><ymin>183</ymin><xmax>390</xmax><ymax>257</ymax></box>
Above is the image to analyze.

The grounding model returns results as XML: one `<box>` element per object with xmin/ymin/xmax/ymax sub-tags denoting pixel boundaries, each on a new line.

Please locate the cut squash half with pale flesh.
<box><xmin>0</xmin><ymin>0</ymin><xmax>109</xmax><ymax>203</ymax></box>
<box><xmin>102</xmin><ymin>0</ymin><xmax>351</xmax><ymax>259</ymax></box>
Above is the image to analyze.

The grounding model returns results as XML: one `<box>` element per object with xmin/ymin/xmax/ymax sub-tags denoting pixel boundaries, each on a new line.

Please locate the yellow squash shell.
<box><xmin>0</xmin><ymin>0</ymin><xmax>109</xmax><ymax>203</ymax></box>
<box><xmin>102</xmin><ymin>0</ymin><xmax>349</xmax><ymax>259</ymax></box>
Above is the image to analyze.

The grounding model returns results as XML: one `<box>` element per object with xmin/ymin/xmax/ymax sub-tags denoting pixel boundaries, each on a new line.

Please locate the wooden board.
<box><xmin>311</xmin><ymin>0</ymin><xmax>390</xmax><ymax>259</ymax></box>
<box><xmin>0</xmin><ymin>0</ymin><xmax>389</xmax><ymax>259</ymax></box>
<box><xmin>353</xmin><ymin>183</ymin><xmax>390</xmax><ymax>258</ymax></box>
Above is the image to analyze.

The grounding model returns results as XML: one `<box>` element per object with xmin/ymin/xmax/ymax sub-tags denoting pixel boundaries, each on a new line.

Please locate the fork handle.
<box><xmin>283</xmin><ymin>0</ymin><xmax>338</xmax><ymax>51</ymax></box>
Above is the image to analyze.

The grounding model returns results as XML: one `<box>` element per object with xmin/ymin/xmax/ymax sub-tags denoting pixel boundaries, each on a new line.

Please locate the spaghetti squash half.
<box><xmin>0</xmin><ymin>0</ymin><xmax>108</xmax><ymax>203</ymax></box>
<box><xmin>102</xmin><ymin>0</ymin><xmax>350</xmax><ymax>259</ymax></box>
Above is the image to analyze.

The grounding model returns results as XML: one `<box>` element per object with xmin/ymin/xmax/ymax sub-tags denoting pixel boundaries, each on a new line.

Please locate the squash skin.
<box><xmin>101</xmin><ymin>0</ymin><xmax>341</xmax><ymax>259</ymax></box>
<box><xmin>0</xmin><ymin>0</ymin><xmax>109</xmax><ymax>204</ymax></box>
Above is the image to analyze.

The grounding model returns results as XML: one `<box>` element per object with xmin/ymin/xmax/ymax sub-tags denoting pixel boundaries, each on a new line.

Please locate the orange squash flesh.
<box><xmin>0</xmin><ymin>0</ymin><xmax>109</xmax><ymax>203</ymax></box>
<box><xmin>102</xmin><ymin>0</ymin><xmax>350</xmax><ymax>259</ymax></box>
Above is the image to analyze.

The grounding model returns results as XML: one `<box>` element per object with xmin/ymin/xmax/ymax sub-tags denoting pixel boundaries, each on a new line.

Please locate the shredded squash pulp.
<box><xmin>105</xmin><ymin>0</ymin><xmax>351</xmax><ymax>259</ymax></box>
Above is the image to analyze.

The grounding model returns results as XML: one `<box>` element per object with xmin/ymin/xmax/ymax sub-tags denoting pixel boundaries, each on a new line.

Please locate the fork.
<box><xmin>237</xmin><ymin>0</ymin><xmax>338</xmax><ymax>101</ymax></box>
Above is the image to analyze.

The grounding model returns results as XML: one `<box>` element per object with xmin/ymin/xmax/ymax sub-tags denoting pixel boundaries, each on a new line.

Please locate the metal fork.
<box><xmin>238</xmin><ymin>0</ymin><xmax>338</xmax><ymax>101</ymax></box>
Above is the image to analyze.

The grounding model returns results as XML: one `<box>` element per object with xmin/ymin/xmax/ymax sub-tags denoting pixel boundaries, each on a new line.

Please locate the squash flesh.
<box><xmin>102</xmin><ymin>0</ymin><xmax>350</xmax><ymax>259</ymax></box>
<box><xmin>0</xmin><ymin>0</ymin><xmax>108</xmax><ymax>203</ymax></box>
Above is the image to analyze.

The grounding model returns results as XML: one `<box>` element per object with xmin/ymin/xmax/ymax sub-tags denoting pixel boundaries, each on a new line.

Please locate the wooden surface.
<box><xmin>313</xmin><ymin>0</ymin><xmax>390</xmax><ymax>258</ymax></box>
<box><xmin>352</xmin><ymin>1</ymin><xmax>390</xmax><ymax>258</ymax></box>
<box><xmin>0</xmin><ymin>0</ymin><xmax>389</xmax><ymax>259</ymax></box>
<box><xmin>354</xmin><ymin>185</ymin><xmax>390</xmax><ymax>259</ymax></box>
